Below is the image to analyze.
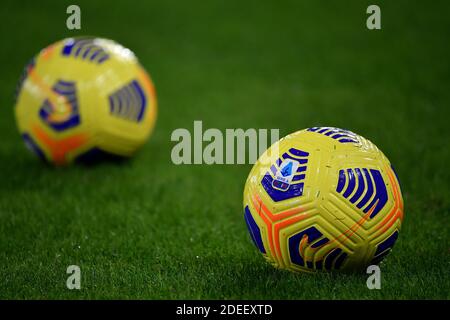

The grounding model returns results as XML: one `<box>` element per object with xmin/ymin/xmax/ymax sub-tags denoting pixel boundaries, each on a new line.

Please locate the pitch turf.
<box><xmin>0</xmin><ymin>0</ymin><xmax>449</xmax><ymax>299</ymax></box>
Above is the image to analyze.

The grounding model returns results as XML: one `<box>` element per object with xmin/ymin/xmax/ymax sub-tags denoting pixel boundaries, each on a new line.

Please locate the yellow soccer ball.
<box><xmin>243</xmin><ymin>127</ymin><xmax>404</xmax><ymax>272</ymax></box>
<box><xmin>15</xmin><ymin>37</ymin><xmax>157</xmax><ymax>165</ymax></box>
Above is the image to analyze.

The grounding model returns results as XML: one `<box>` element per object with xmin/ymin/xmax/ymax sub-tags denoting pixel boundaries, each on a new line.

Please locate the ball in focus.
<box><xmin>15</xmin><ymin>37</ymin><xmax>157</xmax><ymax>165</ymax></box>
<box><xmin>243</xmin><ymin>127</ymin><xmax>404</xmax><ymax>272</ymax></box>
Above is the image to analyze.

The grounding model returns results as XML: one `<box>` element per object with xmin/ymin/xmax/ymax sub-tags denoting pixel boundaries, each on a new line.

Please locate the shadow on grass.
<box><xmin>0</xmin><ymin>151</ymin><xmax>134</xmax><ymax>194</ymax></box>
<box><xmin>174</xmin><ymin>253</ymin><xmax>370</xmax><ymax>299</ymax></box>
<box><xmin>192</xmin><ymin>249</ymin><xmax>449</xmax><ymax>299</ymax></box>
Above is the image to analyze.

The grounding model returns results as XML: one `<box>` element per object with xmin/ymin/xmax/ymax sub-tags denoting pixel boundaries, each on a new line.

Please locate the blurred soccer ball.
<box><xmin>243</xmin><ymin>127</ymin><xmax>404</xmax><ymax>272</ymax></box>
<box><xmin>15</xmin><ymin>37</ymin><xmax>157</xmax><ymax>165</ymax></box>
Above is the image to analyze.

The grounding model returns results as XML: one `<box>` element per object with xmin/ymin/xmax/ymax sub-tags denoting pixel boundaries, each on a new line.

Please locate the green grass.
<box><xmin>0</xmin><ymin>0</ymin><xmax>449</xmax><ymax>299</ymax></box>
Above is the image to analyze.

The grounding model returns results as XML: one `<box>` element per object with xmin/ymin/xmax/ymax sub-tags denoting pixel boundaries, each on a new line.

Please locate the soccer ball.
<box><xmin>243</xmin><ymin>127</ymin><xmax>404</xmax><ymax>272</ymax></box>
<box><xmin>14</xmin><ymin>37</ymin><xmax>157</xmax><ymax>165</ymax></box>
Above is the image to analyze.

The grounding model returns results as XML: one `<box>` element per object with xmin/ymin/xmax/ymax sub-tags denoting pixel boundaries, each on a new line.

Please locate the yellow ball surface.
<box><xmin>15</xmin><ymin>37</ymin><xmax>157</xmax><ymax>165</ymax></box>
<box><xmin>243</xmin><ymin>127</ymin><xmax>404</xmax><ymax>272</ymax></box>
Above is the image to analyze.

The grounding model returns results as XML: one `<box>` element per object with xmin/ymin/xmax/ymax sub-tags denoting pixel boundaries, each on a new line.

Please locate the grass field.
<box><xmin>0</xmin><ymin>0</ymin><xmax>449</xmax><ymax>299</ymax></box>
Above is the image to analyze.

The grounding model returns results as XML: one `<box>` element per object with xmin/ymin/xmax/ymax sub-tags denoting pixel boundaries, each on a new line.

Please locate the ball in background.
<box><xmin>15</xmin><ymin>37</ymin><xmax>157</xmax><ymax>165</ymax></box>
<box><xmin>243</xmin><ymin>127</ymin><xmax>404</xmax><ymax>272</ymax></box>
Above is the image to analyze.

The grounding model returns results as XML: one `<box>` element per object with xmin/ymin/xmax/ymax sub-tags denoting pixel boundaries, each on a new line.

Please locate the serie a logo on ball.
<box><xmin>243</xmin><ymin>127</ymin><xmax>404</xmax><ymax>272</ymax></box>
<box><xmin>14</xmin><ymin>37</ymin><xmax>157</xmax><ymax>165</ymax></box>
